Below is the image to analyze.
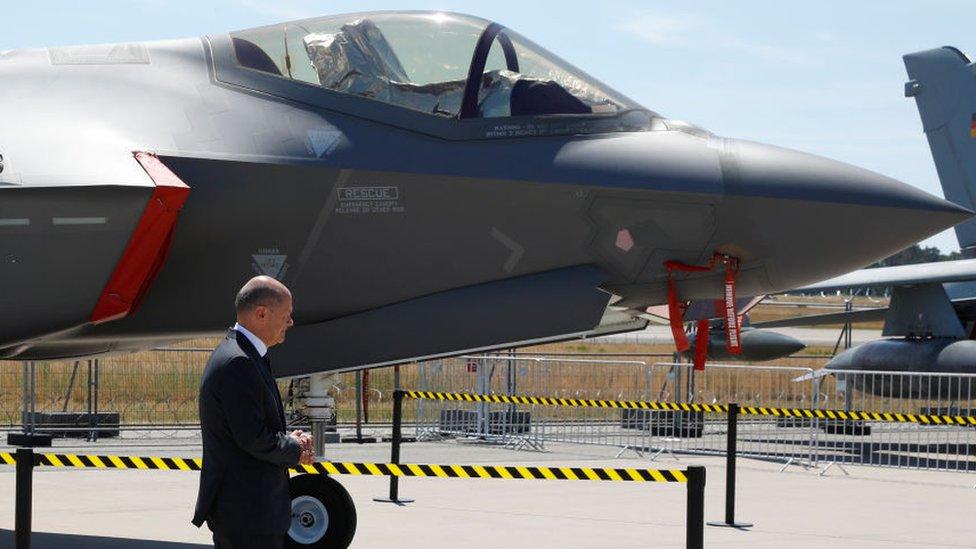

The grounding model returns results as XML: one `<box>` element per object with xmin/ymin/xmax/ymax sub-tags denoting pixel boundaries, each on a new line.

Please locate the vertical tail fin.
<box><xmin>904</xmin><ymin>47</ymin><xmax>976</xmax><ymax>253</ymax></box>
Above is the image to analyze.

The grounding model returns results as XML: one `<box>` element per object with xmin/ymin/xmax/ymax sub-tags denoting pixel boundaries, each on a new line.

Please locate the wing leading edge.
<box><xmin>798</xmin><ymin>259</ymin><xmax>976</xmax><ymax>292</ymax></box>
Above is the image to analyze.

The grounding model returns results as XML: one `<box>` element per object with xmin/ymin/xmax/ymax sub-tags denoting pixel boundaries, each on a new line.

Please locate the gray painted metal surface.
<box><xmin>685</xmin><ymin>327</ymin><xmax>805</xmax><ymax>362</ymax></box>
<box><xmin>905</xmin><ymin>46</ymin><xmax>976</xmax><ymax>252</ymax></box>
<box><xmin>798</xmin><ymin>258</ymin><xmax>976</xmax><ymax>291</ymax></box>
<box><xmin>0</xmin><ymin>12</ymin><xmax>966</xmax><ymax>376</ymax></box>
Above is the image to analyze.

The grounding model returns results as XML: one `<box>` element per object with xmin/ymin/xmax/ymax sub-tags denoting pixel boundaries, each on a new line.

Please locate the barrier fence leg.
<box><xmin>685</xmin><ymin>465</ymin><xmax>705</xmax><ymax>549</ymax></box>
<box><xmin>374</xmin><ymin>390</ymin><xmax>413</xmax><ymax>505</ymax></box>
<box><xmin>708</xmin><ymin>403</ymin><xmax>753</xmax><ymax>529</ymax></box>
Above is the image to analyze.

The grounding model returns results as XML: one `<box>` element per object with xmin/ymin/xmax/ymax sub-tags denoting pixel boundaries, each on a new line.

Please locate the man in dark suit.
<box><xmin>192</xmin><ymin>275</ymin><xmax>314</xmax><ymax>548</ymax></box>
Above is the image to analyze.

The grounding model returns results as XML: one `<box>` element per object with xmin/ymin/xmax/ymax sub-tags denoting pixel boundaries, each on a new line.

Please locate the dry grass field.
<box><xmin>0</xmin><ymin>345</ymin><xmax>837</xmax><ymax>427</ymax></box>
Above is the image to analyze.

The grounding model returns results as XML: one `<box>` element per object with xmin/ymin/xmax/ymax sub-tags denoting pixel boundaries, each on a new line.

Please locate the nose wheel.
<box><xmin>286</xmin><ymin>474</ymin><xmax>356</xmax><ymax>548</ymax></box>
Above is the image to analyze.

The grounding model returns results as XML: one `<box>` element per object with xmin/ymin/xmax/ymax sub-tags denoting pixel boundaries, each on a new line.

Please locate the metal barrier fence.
<box><xmin>808</xmin><ymin>367</ymin><xmax>976</xmax><ymax>472</ymax></box>
<box><xmin>1</xmin><ymin>357</ymin><xmax>206</xmax><ymax>441</ymax></box>
<box><xmin>410</xmin><ymin>357</ymin><xmax>819</xmax><ymax>463</ymax></box>
<box><xmin>634</xmin><ymin>362</ymin><xmax>819</xmax><ymax>466</ymax></box>
<box><xmin>411</xmin><ymin>358</ymin><xmax>976</xmax><ymax>473</ymax></box>
<box><xmin>4</xmin><ymin>349</ymin><xmax>976</xmax><ymax>473</ymax></box>
<box><xmin>0</xmin><ymin>350</ymin><xmax>417</xmax><ymax>437</ymax></box>
<box><xmin>413</xmin><ymin>355</ymin><xmax>652</xmax><ymax>450</ymax></box>
<box><xmin>1</xmin><ymin>351</ymin><xmax>649</xmax><ymax>436</ymax></box>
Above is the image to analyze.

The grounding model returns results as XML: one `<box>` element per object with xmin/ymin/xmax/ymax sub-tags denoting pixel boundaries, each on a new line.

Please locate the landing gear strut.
<box><xmin>297</xmin><ymin>373</ymin><xmax>339</xmax><ymax>452</ymax></box>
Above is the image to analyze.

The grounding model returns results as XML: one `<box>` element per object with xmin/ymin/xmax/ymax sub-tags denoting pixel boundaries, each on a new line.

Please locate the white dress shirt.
<box><xmin>232</xmin><ymin>322</ymin><xmax>268</xmax><ymax>357</ymax></box>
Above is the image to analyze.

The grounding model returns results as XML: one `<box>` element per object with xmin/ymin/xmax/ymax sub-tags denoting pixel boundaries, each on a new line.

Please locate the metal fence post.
<box><xmin>362</xmin><ymin>369</ymin><xmax>370</xmax><ymax>424</ymax></box>
<box><xmin>685</xmin><ymin>465</ymin><xmax>705</xmax><ymax>549</ymax></box>
<box><xmin>21</xmin><ymin>361</ymin><xmax>28</xmax><ymax>432</ymax></box>
<box><xmin>29</xmin><ymin>362</ymin><xmax>36</xmax><ymax>434</ymax></box>
<box><xmin>374</xmin><ymin>390</ymin><xmax>413</xmax><ymax>505</ymax></box>
<box><xmin>86</xmin><ymin>360</ymin><xmax>93</xmax><ymax>441</ymax></box>
<box><xmin>708</xmin><ymin>403</ymin><xmax>752</xmax><ymax>529</ymax></box>
<box><xmin>354</xmin><ymin>371</ymin><xmax>363</xmax><ymax>443</ymax></box>
<box><xmin>92</xmin><ymin>359</ymin><xmax>100</xmax><ymax>442</ymax></box>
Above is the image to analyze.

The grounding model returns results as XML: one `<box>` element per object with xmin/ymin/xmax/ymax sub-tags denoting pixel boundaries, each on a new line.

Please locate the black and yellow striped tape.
<box><xmin>0</xmin><ymin>452</ymin><xmax>202</xmax><ymax>470</ymax></box>
<box><xmin>0</xmin><ymin>452</ymin><xmax>685</xmax><ymax>482</ymax></box>
<box><xmin>404</xmin><ymin>390</ymin><xmax>727</xmax><ymax>413</ymax></box>
<box><xmin>403</xmin><ymin>391</ymin><xmax>976</xmax><ymax>426</ymax></box>
<box><xmin>736</xmin><ymin>406</ymin><xmax>976</xmax><ymax>426</ymax></box>
<box><xmin>292</xmin><ymin>462</ymin><xmax>687</xmax><ymax>482</ymax></box>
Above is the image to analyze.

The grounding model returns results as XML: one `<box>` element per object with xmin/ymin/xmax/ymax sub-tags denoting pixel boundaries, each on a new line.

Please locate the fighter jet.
<box><xmin>0</xmin><ymin>12</ymin><xmax>966</xmax><ymax>376</ymax></box>
<box><xmin>755</xmin><ymin>46</ymin><xmax>976</xmax><ymax>397</ymax></box>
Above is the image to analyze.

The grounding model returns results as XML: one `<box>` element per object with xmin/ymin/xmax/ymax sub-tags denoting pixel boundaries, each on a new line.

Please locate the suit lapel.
<box><xmin>262</xmin><ymin>354</ymin><xmax>287</xmax><ymax>428</ymax></box>
<box><xmin>233</xmin><ymin>330</ymin><xmax>287</xmax><ymax>429</ymax></box>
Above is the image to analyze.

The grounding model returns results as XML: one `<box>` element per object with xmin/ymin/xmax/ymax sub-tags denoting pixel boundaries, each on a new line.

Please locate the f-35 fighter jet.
<box><xmin>0</xmin><ymin>12</ymin><xmax>966</xmax><ymax>375</ymax></box>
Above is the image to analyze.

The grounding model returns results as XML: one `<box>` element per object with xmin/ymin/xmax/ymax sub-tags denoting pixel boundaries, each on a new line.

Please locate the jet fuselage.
<box><xmin>0</xmin><ymin>13</ymin><xmax>966</xmax><ymax>373</ymax></box>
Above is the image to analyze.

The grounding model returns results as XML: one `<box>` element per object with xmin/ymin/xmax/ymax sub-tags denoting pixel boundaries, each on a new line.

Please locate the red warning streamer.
<box><xmin>693</xmin><ymin>319</ymin><xmax>710</xmax><ymax>371</ymax></box>
<box><xmin>722</xmin><ymin>258</ymin><xmax>741</xmax><ymax>356</ymax></box>
<box><xmin>665</xmin><ymin>254</ymin><xmax>741</xmax><ymax>370</ymax></box>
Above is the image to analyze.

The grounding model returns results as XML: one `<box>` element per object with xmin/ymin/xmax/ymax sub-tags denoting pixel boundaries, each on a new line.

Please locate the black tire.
<box><xmin>285</xmin><ymin>474</ymin><xmax>357</xmax><ymax>548</ymax></box>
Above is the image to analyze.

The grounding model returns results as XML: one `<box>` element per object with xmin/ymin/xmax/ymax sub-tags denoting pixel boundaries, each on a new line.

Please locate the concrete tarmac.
<box><xmin>1</xmin><ymin>440</ymin><xmax>973</xmax><ymax>548</ymax></box>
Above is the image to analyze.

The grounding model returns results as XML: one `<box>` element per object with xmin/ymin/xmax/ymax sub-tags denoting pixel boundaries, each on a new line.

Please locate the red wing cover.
<box><xmin>89</xmin><ymin>152</ymin><xmax>190</xmax><ymax>324</ymax></box>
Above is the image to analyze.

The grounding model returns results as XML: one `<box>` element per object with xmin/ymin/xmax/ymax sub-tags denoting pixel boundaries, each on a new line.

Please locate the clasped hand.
<box><xmin>290</xmin><ymin>430</ymin><xmax>315</xmax><ymax>465</ymax></box>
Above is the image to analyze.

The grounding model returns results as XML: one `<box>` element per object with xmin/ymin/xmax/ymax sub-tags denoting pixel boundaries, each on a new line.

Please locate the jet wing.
<box><xmin>752</xmin><ymin>307</ymin><xmax>887</xmax><ymax>328</ymax></box>
<box><xmin>754</xmin><ymin>259</ymin><xmax>976</xmax><ymax>335</ymax></box>
<box><xmin>798</xmin><ymin>258</ymin><xmax>976</xmax><ymax>292</ymax></box>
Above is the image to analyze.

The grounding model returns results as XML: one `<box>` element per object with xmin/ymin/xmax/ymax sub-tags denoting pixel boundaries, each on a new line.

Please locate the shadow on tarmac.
<box><xmin>740</xmin><ymin>437</ymin><xmax>976</xmax><ymax>471</ymax></box>
<box><xmin>0</xmin><ymin>529</ymin><xmax>210</xmax><ymax>548</ymax></box>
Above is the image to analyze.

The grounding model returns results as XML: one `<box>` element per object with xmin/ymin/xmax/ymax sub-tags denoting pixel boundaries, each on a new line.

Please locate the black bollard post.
<box><xmin>388</xmin><ymin>390</ymin><xmax>404</xmax><ymax>501</ymax></box>
<box><xmin>8</xmin><ymin>432</ymin><xmax>51</xmax><ymax>549</ymax></box>
<box><xmin>373</xmin><ymin>390</ymin><xmax>413</xmax><ymax>505</ymax></box>
<box><xmin>685</xmin><ymin>465</ymin><xmax>705</xmax><ymax>549</ymax></box>
<box><xmin>15</xmin><ymin>447</ymin><xmax>33</xmax><ymax>549</ymax></box>
<box><xmin>707</xmin><ymin>403</ymin><xmax>753</xmax><ymax>529</ymax></box>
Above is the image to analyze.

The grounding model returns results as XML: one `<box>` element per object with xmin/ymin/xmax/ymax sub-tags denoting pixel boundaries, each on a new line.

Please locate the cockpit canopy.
<box><xmin>230</xmin><ymin>12</ymin><xmax>640</xmax><ymax>119</ymax></box>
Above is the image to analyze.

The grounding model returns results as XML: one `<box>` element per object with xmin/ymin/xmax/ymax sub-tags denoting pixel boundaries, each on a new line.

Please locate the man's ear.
<box><xmin>254</xmin><ymin>305</ymin><xmax>268</xmax><ymax>320</ymax></box>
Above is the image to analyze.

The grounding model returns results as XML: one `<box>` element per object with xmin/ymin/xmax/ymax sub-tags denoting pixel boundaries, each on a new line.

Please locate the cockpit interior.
<box><xmin>229</xmin><ymin>12</ymin><xmax>637</xmax><ymax>119</ymax></box>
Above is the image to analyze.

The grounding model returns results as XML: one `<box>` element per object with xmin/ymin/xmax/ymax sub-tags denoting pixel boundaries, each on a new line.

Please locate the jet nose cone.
<box><xmin>728</xmin><ymin>139</ymin><xmax>969</xmax><ymax>217</ymax></box>
<box><xmin>720</xmin><ymin>139</ymin><xmax>972</xmax><ymax>292</ymax></box>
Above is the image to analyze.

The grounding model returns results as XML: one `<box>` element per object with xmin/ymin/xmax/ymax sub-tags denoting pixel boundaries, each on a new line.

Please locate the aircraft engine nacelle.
<box><xmin>825</xmin><ymin>338</ymin><xmax>976</xmax><ymax>399</ymax></box>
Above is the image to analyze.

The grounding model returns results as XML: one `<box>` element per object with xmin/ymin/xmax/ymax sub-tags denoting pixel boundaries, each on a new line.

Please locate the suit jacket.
<box><xmin>192</xmin><ymin>330</ymin><xmax>301</xmax><ymax>534</ymax></box>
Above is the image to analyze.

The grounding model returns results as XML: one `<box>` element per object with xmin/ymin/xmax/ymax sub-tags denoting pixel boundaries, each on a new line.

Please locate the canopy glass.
<box><xmin>230</xmin><ymin>12</ymin><xmax>642</xmax><ymax>119</ymax></box>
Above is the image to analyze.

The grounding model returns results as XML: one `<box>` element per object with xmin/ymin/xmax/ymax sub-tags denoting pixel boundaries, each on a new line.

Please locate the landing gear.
<box><xmin>286</xmin><ymin>474</ymin><xmax>357</xmax><ymax>548</ymax></box>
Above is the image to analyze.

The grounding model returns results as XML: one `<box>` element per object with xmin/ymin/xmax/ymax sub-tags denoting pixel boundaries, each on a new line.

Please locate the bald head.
<box><xmin>235</xmin><ymin>276</ymin><xmax>294</xmax><ymax>347</ymax></box>
<box><xmin>235</xmin><ymin>276</ymin><xmax>290</xmax><ymax>315</ymax></box>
